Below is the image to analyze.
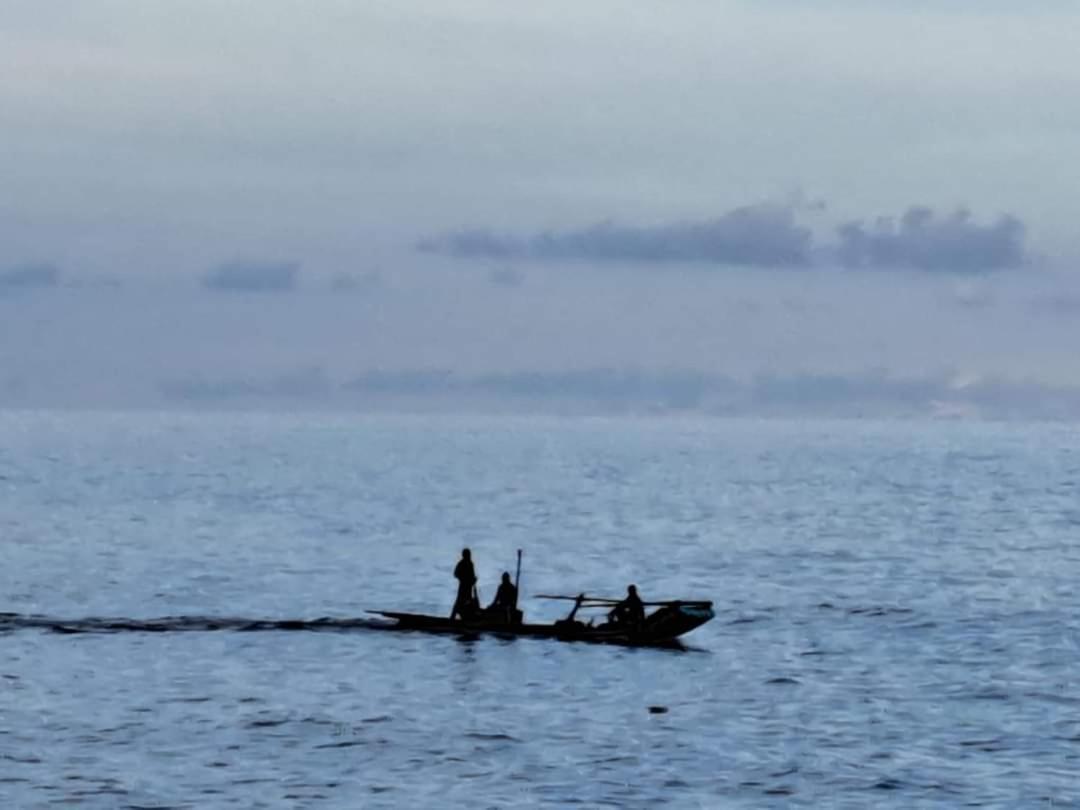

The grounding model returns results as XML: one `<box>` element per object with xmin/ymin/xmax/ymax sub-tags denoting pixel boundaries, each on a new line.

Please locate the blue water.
<box><xmin>2</xmin><ymin>411</ymin><xmax>1079</xmax><ymax>808</ymax></box>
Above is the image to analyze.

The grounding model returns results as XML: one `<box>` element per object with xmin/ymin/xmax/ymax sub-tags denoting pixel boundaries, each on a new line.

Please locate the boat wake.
<box><xmin>0</xmin><ymin>612</ymin><xmax>395</xmax><ymax>635</ymax></box>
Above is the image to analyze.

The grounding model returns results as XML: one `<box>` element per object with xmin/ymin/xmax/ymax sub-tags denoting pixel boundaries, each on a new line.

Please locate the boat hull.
<box><xmin>372</xmin><ymin>602</ymin><xmax>714</xmax><ymax>647</ymax></box>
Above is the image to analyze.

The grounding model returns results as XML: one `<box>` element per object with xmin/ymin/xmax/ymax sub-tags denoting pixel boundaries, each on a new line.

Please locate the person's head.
<box><xmin>628</xmin><ymin>584</ymin><xmax>638</xmax><ymax>596</ymax></box>
<box><xmin>501</xmin><ymin>572</ymin><xmax>511</xmax><ymax>584</ymax></box>
<box><xmin>462</xmin><ymin>548</ymin><xmax>471</xmax><ymax>560</ymax></box>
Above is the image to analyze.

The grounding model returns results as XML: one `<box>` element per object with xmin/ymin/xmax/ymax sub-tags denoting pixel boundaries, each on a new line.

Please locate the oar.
<box><xmin>536</xmin><ymin>594</ymin><xmax>621</xmax><ymax>605</ymax></box>
<box><xmin>535</xmin><ymin>594</ymin><xmax>711</xmax><ymax>608</ymax></box>
<box><xmin>513</xmin><ymin>549</ymin><xmax>522</xmax><ymax>611</ymax></box>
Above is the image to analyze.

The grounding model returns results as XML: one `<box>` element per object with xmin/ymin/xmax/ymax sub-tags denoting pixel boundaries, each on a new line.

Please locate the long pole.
<box><xmin>514</xmin><ymin>549</ymin><xmax>522</xmax><ymax>609</ymax></box>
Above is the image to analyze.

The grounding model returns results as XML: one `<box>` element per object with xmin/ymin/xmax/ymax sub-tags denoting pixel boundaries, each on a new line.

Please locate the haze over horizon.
<box><xmin>3</xmin><ymin>2</ymin><xmax>1080</xmax><ymax>417</ymax></box>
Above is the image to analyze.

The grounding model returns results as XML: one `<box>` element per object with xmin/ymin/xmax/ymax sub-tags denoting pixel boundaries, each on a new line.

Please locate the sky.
<box><xmin>3</xmin><ymin>1</ymin><xmax>1080</xmax><ymax>415</ymax></box>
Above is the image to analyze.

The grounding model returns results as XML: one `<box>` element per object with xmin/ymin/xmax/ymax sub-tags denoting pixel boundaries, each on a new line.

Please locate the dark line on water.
<box><xmin>0</xmin><ymin>614</ymin><xmax>393</xmax><ymax>635</ymax></box>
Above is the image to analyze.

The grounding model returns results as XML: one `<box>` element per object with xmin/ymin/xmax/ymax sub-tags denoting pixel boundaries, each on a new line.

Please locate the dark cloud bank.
<box><xmin>419</xmin><ymin>205</ymin><xmax>811</xmax><ymax>267</ymax></box>
<box><xmin>835</xmin><ymin>208</ymin><xmax>1025</xmax><ymax>272</ymax></box>
<box><xmin>160</xmin><ymin>367</ymin><xmax>1080</xmax><ymax>421</ymax></box>
<box><xmin>202</xmin><ymin>261</ymin><xmax>299</xmax><ymax>292</ymax></box>
<box><xmin>419</xmin><ymin>204</ymin><xmax>1028</xmax><ymax>273</ymax></box>
<box><xmin>199</xmin><ymin>262</ymin><xmax>385</xmax><ymax>294</ymax></box>
<box><xmin>0</xmin><ymin>264</ymin><xmax>61</xmax><ymax>291</ymax></box>
<box><xmin>160</xmin><ymin>367</ymin><xmax>331</xmax><ymax>401</ymax></box>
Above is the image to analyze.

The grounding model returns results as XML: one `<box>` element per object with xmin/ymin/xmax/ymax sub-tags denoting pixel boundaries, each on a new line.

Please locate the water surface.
<box><xmin>2</xmin><ymin>412</ymin><xmax>1079</xmax><ymax>807</ymax></box>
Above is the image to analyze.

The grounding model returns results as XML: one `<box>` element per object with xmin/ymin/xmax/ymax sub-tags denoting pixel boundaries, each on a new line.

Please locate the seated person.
<box><xmin>485</xmin><ymin>572</ymin><xmax>518</xmax><ymax>622</ymax></box>
<box><xmin>607</xmin><ymin>584</ymin><xmax>645</xmax><ymax>627</ymax></box>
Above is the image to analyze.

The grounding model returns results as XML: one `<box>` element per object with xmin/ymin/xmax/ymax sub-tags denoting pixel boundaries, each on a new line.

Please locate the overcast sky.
<box><xmin>3</xmin><ymin>1</ymin><xmax>1080</xmax><ymax>413</ymax></box>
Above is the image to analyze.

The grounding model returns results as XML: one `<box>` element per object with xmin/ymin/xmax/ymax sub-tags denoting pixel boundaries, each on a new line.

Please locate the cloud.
<box><xmin>341</xmin><ymin>367</ymin><xmax>1080</xmax><ymax>420</ymax></box>
<box><xmin>744</xmin><ymin>371</ymin><xmax>1080</xmax><ymax>420</ymax></box>
<box><xmin>418</xmin><ymin>204</ymin><xmax>813</xmax><ymax>267</ymax></box>
<box><xmin>0</xmin><ymin>263</ymin><xmax>61</xmax><ymax>291</ymax></box>
<box><xmin>471</xmin><ymin>369</ymin><xmax>722</xmax><ymax>408</ymax></box>
<box><xmin>1</xmin><ymin>374</ymin><xmax>27</xmax><ymax>398</ymax></box>
<box><xmin>160</xmin><ymin>366</ymin><xmax>330</xmax><ymax>401</ymax></box>
<box><xmin>948</xmin><ymin>280</ymin><xmax>996</xmax><ymax>310</ymax></box>
<box><xmin>1030</xmin><ymin>291</ymin><xmax>1080</xmax><ymax>316</ymax></box>
<box><xmin>834</xmin><ymin>207</ymin><xmax>1026</xmax><ymax>273</ymax></box>
<box><xmin>487</xmin><ymin>267</ymin><xmax>525</xmax><ymax>287</ymax></box>
<box><xmin>342</xmin><ymin>369</ymin><xmax>459</xmax><ymax>396</ymax></box>
<box><xmin>343</xmin><ymin>368</ymin><xmax>722</xmax><ymax>409</ymax></box>
<box><xmin>158</xmin><ymin>365</ymin><xmax>1080</xmax><ymax>419</ymax></box>
<box><xmin>329</xmin><ymin>270</ymin><xmax>382</xmax><ymax>293</ymax></box>
<box><xmin>421</xmin><ymin>203</ymin><xmax>1031</xmax><ymax>274</ymax></box>
<box><xmin>344</xmin><ymin>368</ymin><xmax>733</xmax><ymax>410</ymax></box>
<box><xmin>749</xmin><ymin>370</ymin><xmax>942</xmax><ymax>410</ymax></box>
<box><xmin>202</xmin><ymin>260</ymin><xmax>299</xmax><ymax>292</ymax></box>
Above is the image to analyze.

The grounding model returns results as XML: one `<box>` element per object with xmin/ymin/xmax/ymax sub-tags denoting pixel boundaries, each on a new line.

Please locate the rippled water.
<box><xmin>2</xmin><ymin>411</ymin><xmax>1079</xmax><ymax>808</ymax></box>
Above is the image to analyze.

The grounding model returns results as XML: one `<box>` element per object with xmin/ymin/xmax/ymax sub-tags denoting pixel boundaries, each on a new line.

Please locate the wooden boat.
<box><xmin>369</xmin><ymin>599</ymin><xmax>714</xmax><ymax>647</ymax></box>
<box><xmin>369</xmin><ymin>551</ymin><xmax>713</xmax><ymax>647</ymax></box>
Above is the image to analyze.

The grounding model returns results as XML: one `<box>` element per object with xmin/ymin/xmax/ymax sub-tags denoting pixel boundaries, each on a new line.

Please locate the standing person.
<box><xmin>450</xmin><ymin>548</ymin><xmax>478</xmax><ymax>620</ymax></box>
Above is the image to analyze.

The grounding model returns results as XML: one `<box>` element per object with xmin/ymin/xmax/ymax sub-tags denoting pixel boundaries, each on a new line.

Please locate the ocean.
<box><xmin>1</xmin><ymin>411</ymin><xmax>1078</xmax><ymax>808</ymax></box>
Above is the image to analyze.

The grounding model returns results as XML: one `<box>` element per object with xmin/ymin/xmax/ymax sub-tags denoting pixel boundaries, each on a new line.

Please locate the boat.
<box><xmin>370</xmin><ymin>550</ymin><xmax>713</xmax><ymax>647</ymax></box>
<box><xmin>368</xmin><ymin>598</ymin><xmax>714</xmax><ymax>647</ymax></box>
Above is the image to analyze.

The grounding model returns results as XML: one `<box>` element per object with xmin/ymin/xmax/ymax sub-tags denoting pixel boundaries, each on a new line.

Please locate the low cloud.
<box><xmin>342</xmin><ymin>369</ymin><xmax>459</xmax><ymax>396</ymax></box>
<box><xmin>341</xmin><ymin>368</ymin><xmax>1080</xmax><ymax>420</ymax></box>
<box><xmin>160</xmin><ymin>367</ymin><xmax>330</xmax><ymax>401</ymax></box>
<box><xmin>342</xmin><ymin>368</ymin><xmax>724</xmax><ymax>409</ymax></box>
<box><xmin>749</xmin><ymin>371</ymin><xmax>942</xmax><ymax>410</ymax></box>
<box><xmin>744</xmin><ymin>371</ymin><xmax>1080</xmax><ymax>420</ymax></box>
<box><xmin>834</xmin><ymin>207</ymin><xmax>1026</xmax><ymax>273</ymax></box>
<box><xmin>487</xmin><ymin>267</ymin><xmax>525</xmax><ymax>287</ymax></box>
<box><xmin>161</xmin><ymin>365</ymin><xmax>1080</xmax><ymax>419</ymax></box>
<box><xmin>343</xmin><ymin>368</ymin><xmax>725</xmax><ymax>409</ymax></box>
<box><xmin>419</xmin><ymin>204</ymin><xmax>812</xmax><ymax>267</ymax></box>
<box><xmin>0</xmin><ymin>263</ymin><xmax>61</xmax><ymax>291</ymax></box>
<box><xmin>471</xmin><ymin>369</ymin><xmax>722</xmax><ymax>409</ymax></box>
<box><xmin>202</xmin><ymin>260</ymin><xmax>299</xmax><ymax>292</ymax></box>
<box><xmin>329</xmin><ymin>270</ymin><xmax>383</xmax><ymax>293</ymax></box>
<box><xmin>948</xmin><ymin>281</ymin><xmax>996</xmax><ymax>310</ymax></box>
<box><xmin>420</xmin><ymin>203</ymin><xmax>1029</xmax><ymax>274</ymax></box>
<box><xmin>1030</xmin><ymin>291</ymin><xmax>1080</xmax><ymax>316</ymax></box>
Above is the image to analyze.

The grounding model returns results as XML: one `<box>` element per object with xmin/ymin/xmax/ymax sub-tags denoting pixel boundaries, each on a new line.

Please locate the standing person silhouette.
<box><xmin>450</xmin><ymin>548</ymin><xmax>478</xmax><ymax>620</ymax></box>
